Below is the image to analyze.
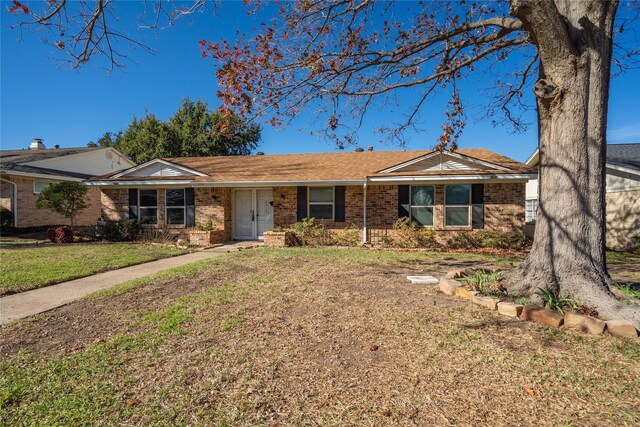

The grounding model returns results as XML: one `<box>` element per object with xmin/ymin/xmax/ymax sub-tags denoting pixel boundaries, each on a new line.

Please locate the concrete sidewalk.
<box><xmin>0</xmin><ymin>242</ymin><xmax>261</xmax><ymax>325</ymax></box>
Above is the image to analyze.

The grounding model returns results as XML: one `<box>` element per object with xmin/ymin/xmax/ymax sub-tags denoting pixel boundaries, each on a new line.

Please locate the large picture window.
<box><xmin>445</xmin><ymin>185</ymin><xmax>471</xmax><ymax>227</ymax></box>
<box><xmin>308</xmin><ymin>187</ymin><xmax>334</xmax><ymax>220</ymax></box>
<box><xmin>410</xmin><ymin>186</ymin><xmax>435</xmax><ymax>227</ymax></box>
<box><xmin>166</xmin><ymin>189</ymin><xmax>186</xmax><ymax>225</ymax></box>
<box><xmin>139</xmin><ymin>189</ymin><xmax>158</xmax><ymax>225</ymax></box>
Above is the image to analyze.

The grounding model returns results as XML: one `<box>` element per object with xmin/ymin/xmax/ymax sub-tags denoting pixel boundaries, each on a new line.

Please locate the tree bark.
<box><xmin>507</xmin><ymin>0</ymin><xmax>640</xmax><ymax>328</ymax></box>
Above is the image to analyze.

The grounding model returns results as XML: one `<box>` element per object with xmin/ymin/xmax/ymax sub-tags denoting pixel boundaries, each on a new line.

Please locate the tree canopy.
<box><xmin>88</xmin><ymin>99</ymin><xmax>261</xmax><ymax>163</ymax></box>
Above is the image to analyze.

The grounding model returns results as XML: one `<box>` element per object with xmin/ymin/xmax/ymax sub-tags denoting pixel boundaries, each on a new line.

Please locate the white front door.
<box><xmin>233</xmin><ymin>189</ymin><xmax>273</xmax><ymax>240</ymax></box>
<box><xmin>256</xmin><ymin>189</ymin><xmax>274</xmax><ymax>239</ymax></box>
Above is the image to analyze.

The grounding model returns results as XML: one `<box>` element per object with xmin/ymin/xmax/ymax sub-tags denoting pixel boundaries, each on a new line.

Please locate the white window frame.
<box><xmin>165</xmin><ymin>188</ymin><xmax>186</xmax><ymax>227</ymax></box>
<box><xmin>526</xmin><ymin>199</ymin><xmax>538</xmax><ymax>223</ymax></box>
<box><xmin>410</xmin><ymin>185</ymin><xmax>436</xmax><ymax>227</ymax></box>
<box><xmin>138</xmin><ymin>189</ymin><xmax>159</xmax><ymax>225</ymax></box>
<box><xmin>33</xmin><ymin>181</ymin><xmax>52</xmax><ymax>194</ymax></box>
<box><xmin>308</xmin><ymin>186</ymin><xmax>334</xmax><ymax>221</ymax></box>
<box><xmin>444</xmin><ymin>184</ymin><xmax>471</xmax><ymax>228</ymax></box>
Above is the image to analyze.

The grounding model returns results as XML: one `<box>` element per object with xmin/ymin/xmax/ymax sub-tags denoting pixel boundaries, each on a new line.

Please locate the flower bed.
<box><xmin>439</xmin><ymin>268</ymin><xmax>639</xmax><ymax>339</ymax></box>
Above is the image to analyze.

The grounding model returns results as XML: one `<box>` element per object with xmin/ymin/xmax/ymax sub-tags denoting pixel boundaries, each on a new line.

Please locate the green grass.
<box><xmin>614</xmin><ymin>282</ymin><xmax>640</xmax><ymax>299</ymax></box>
<box><xmin>607</xmin><ymin>250</ymin><xmax>640</xmax><ymax>265</ymax></box>
<box><xmin>0</xmin><ymin>238</ymin><xmax>186</xmax><ymax>294</ymax></box>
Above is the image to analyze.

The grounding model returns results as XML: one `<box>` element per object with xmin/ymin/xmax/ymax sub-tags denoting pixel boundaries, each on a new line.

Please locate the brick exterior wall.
<box><xmin>273</xmin><ymin>186</ymin><xmax>297</xmax><ymax>226</ymax></box>
<box><xmin>101</xmin><ymin>188</ymin><xmax>128</xmax><ymax>221</ymax></box>
<box><xmin>484</xmin><ymin>183</ymin><xmax>526</xmax><ymax>233</ymax></box>
<box><xmin>194</xmin><ymin>187</ymin><xmax>232</xmax><ymax>241</ymax></box>
<box><xmin>100</xmin><ymin>187</ymin><xmax>233</xmax><ymax>241</ymax></box>
<box><xmin>2</xmin><ymin>175</ymin><xmax>103</xmax><ymax>228</ymax></box>
<box><xmin>99</xmin><ymin>182</ymin><xmax>526</xmax><ymax>243</ymax></box>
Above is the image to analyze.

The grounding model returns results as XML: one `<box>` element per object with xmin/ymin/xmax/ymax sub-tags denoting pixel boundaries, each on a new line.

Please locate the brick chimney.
<box><xmin>29</xmin><ymin>138</ymin><xmax>46</xmax><ymax>150</ymax></box>
<box><xmin>367</xmin><ymin>146</ymin><xmax>374</xmax><ymax>152</ymax></box>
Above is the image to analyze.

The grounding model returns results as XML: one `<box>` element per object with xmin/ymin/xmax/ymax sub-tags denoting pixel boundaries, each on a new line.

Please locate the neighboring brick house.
<box><xmin>87</xmin><ymin>148</ymin><xmax>535</xmax><ymax>244</ymax></box>
<box><xmin>525</xmin><ymin>143</ymin><xmax>640</xmax><ymax>251</ymax></box>
<box><xmin>0</xmin><ymin>139</ymin><xmax>135</xmax><ymax>227</ymax></box>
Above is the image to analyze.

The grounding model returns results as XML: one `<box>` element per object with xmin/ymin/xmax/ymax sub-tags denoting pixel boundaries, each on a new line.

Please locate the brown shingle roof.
<box><xmin>96</xmin><ymin>148</ymin><xmax>534</xmax><ymax>183</ymax></box>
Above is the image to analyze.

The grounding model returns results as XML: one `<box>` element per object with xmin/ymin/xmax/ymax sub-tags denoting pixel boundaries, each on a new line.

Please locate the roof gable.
<box><xmin>112</xmin><ymin>159</ymin><xmax>207</xmax><ymax>179</ymax></box>
<box><xmin>18</xmin><ymin>148</ymin><xmax>133</xmax><ymax>175</ymax></box>
<box><xmin>378</xmin><ymin>151</ymin><xmax>510</xmax><ymax>174</ymax></box>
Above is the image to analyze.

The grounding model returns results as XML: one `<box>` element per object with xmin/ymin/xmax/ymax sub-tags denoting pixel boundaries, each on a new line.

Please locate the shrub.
<box><xmin>102</xmin><ymin>220</ymin><xmax>140</xmax><ymax>242</ymax></box>
<box><xmin>335</xmin><ymin>224</ymin><xmax>361</xmax><ymax>247</ymax></box>
<box><xmin>0</xmin><ymin>207</ymin><xmax>13</xmax><ymax>229</ymax></box>
<box><xmin>139</xmin><ymin>228</ymin><xmax>176</xmax><ymax>244</ymax></box>
<box><xmin>446</xmin><ymin>231</ymin><xmax>481</xmax><ymax>249</ymax></box>
<box><xmin>391</xmin><ymin>217</ymin><xmax>441</xmax><ymax>249</ymax></box>
<box><xmin>446</xmin><ymin>231</ymin><xmax>530</xmax><ymax>250</ymax></box>
<box><xmin>476</xmin><ymin>231</ymin><xmax>530</xmax><ymax>250</ymax></box>
<box><xmin>631</xmin><ymin>235</ymin><xmax>640</xmax><ymax>254</ymax></box>
<box><xmin>35</xmin><ymin>181</ymin><xmax>89</xmax><ymax>227</ymax></box>
<box><xmin>289</xmin><ymin>218</ymin><xmax>335</xmax><ymax>246</ymax></box>
<box><xmin>47</xmin><ymin>226</ymin><xmax>74</xmax><ymax>243</ymax></box>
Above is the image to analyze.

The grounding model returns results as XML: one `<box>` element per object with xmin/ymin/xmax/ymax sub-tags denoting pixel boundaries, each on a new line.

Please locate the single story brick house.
<box><xmin>0</xmin><ymin>139</ymin><xmax>134</xmax><ymax>227</ymax></box>
<box><xmin>86</xmin><ymin>148</ymin><xmax>536</xmax><ymax>243</ymax></box>
<box><xmin>525</xmin><ymin>144</ymin><xmax>640</xmax><ymax>251</ymax></box>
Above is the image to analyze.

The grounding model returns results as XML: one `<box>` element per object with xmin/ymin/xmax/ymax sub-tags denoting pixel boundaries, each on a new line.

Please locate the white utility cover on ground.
<box><xmin>406</xmin><ymin>275</ymin><xmax>439</xmax><ymax>284</ymax></box>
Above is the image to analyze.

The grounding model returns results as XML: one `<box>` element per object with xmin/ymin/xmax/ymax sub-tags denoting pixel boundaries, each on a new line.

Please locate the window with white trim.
<box><xmin>445</xmin><ymin>185</ymin><xmax>471</xmax><ymax>227</ymax></box>
<box><xmin>33</xmin><ymin>181</ymin><xmax>52</xmax><ymax>194</ymax></box>
<box><xmin>166</xmin><ymin>189</ymin><xmax>186</xmax><ymax>225</ymax></box>
<box><xmin>410</xmin><ymin>186</ymin><xmax>435</xmax><ymax>227</ymax></box>
<box><xmin>139</xmin><ymin>189</ymin><xmax>158</xmax><ymax>224</ymax></box>
<box><xmin>526</xmin><ymin>199</ymin><xmax>538</xmax><ymax>223</ymax></box>
<box><xmin>308</xmin><ymin>187</ymin><xmax>334</xmax><ymax>220</ymax></box>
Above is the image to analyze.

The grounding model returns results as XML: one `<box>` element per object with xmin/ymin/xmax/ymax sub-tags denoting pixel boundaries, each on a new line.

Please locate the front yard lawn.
<box><xmin>0</xmin><ymin>237</ymin><xmax>187</xmax><ymax>295</ymax></box>
<box><xmin>1</xmin><ymin>248</ymin><xmax>638</xmax><ymax>426</ymax></box>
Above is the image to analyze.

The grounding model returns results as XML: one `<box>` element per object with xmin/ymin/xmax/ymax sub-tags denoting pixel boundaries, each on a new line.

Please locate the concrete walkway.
<box><xmin>0</xmin><ymin>242</ymin><xmax>261</xmax><ymax>325</ymax></box>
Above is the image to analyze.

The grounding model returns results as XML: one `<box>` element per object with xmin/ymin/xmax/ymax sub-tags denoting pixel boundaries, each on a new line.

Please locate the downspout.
<box><xmin>362</xmin><ymin>181</ymin><xmax>368</xmax><ymax>244</ymax></box>
<box><xmin>0</xmin><ymin>177</ymin><xmax>18</xmax><ymax>227</ymax></box>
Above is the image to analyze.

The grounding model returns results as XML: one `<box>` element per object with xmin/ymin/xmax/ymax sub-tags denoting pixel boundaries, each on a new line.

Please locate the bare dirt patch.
<box><xmin>2</xmin><ymin>249</ymin><xmax>639</xmax><ymax>426</ymax></box>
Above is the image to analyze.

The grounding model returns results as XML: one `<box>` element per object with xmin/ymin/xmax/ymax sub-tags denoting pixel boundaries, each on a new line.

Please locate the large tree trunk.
<box><xmin>507</xmin><ymin>0</ymin><xmax>640</xmax><ymax>328</ymax></box>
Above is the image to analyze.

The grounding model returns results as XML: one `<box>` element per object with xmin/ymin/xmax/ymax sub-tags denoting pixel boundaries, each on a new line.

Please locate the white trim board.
<box><xmin>110</xmin><ymin>159</ymin><xmax>207</xmax><ymax>179</ymax></box>
<box><xmin>378</xmin><ymin>151</ymin><xmax>510</xmax><ymax>174</ymax></box>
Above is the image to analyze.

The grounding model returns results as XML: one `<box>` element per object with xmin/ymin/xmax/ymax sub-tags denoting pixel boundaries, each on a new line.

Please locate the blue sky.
<box><xmin>2</xmin><ymin>1</ymin><xmax>639</xmax><ymax>163</ymax></box>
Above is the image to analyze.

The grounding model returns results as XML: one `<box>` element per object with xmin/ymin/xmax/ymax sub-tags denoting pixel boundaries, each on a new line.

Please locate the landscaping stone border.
<box><xmin>437</xmin><ymin>269</ymin><xmax>639</xmax><ymax>339</ymax></box>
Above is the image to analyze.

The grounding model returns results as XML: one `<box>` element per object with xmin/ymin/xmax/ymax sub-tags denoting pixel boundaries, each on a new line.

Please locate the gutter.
<box><xmin>0</xmin><ymin>177</ymin><xmax>18</xmax><ymax>227</ymax></box>
<box><xmin>85</xmin><ymin>179</ymin><xmax>368</xmax><ymax>187</ymax></box>
<box><xmin>84</xmin><ymin>174</ymin><xmax>539</xmax><ymax>188</ymax></box>
<box><xmin>367</xmin><ymin>173</ymin><xmax>538</xmax><ymax>183</ymax></box>
<box><xmin>0</xmin><ymin>169</ymin><xmax>85</xmax><ymax>182</ymax></box>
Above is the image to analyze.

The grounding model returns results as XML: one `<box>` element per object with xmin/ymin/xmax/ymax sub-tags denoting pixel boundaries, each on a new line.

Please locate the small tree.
<box><xmin>35</xmin><ymin>182</ymin><xmax>89</xmax><ymax>228</ymax></box>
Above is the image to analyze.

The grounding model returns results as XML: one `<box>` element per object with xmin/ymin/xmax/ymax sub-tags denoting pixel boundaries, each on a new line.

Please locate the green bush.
<box><xmin>391</xmin><ymin>217</ymin><xmax>441</xmax><ymax>249</ymax></box>
<box><xmin>289</xmin><ymin>218</ymin><xmax>335</xmax><ymax>247</ymax></box>
<box><xmin>446</xmin><ymin>231</ymin><xmax>530</xmax><ymax>250</ymax></box>
<box><xmin>335</xmin><ymin>224</ymin><xmax>361</xmax><ymax>247</ymax></box>
<box><xmin>0</xmin><ymin>207</ymin><xmax>13</xmax><ymax>229</ymax></box>
<box><xmin>102</xmin><ymin>220</ymin><xmax>140</xmax><ymax>242</ymax></box>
